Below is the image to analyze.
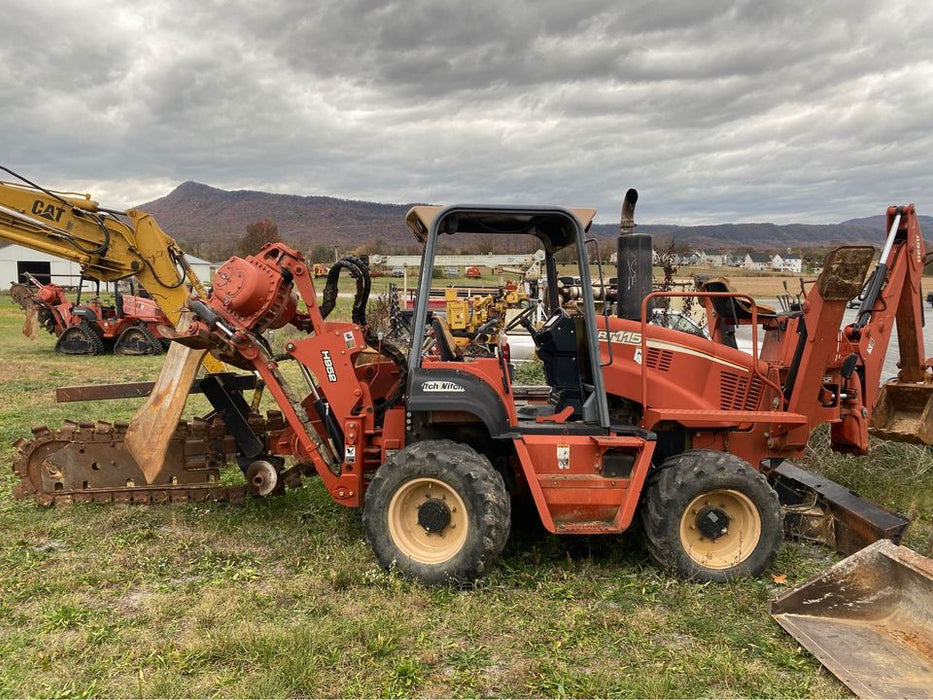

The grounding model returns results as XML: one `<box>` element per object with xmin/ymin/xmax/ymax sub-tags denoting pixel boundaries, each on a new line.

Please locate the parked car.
<box><xmin>465</xmin><ymin>266</ymin><xmax>482</xmax><ymax>279</ymax></box>
<box><xmin>391</xmin><ymin>267</ymin><xmax>405</xmax><ymax>278</ymax></box>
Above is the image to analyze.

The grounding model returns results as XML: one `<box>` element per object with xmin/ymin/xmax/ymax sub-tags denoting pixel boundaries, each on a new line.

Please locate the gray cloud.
<box><xmin>1</xmin><ymin>0</ymin><xmax>931</xmax><ymax>225</ymax></box>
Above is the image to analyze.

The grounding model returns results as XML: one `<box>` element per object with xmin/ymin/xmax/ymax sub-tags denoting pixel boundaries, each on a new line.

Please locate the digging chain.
<box><xmin>10</xmin><ymin>411</ymin><xmax>306</xmax><ymax>507</ymax></box>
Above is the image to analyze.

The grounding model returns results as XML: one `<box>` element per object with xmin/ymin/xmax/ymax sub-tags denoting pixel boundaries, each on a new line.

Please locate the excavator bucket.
<box><xmin>771</xmin><ymin>539</ymin><xmax>933</xmax><ymax>698</ymax></box>
<box><xmin>124</xmin><ymin>312</ymin><xmax>209</xmax><ymax>484</ymax></box>
<box><xmin>869</xmin><ymin>381</ymin><xmax>933</xmax><ymax>445</ymax></box>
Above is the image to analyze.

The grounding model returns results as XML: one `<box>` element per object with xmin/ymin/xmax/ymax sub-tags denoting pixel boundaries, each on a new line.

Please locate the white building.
<box><xmin>772</xmin><ymin>253</ymin><xmax>803</xmax><ymax>273</ymax></box>
<box><xmin>0</xmin><ymin>243</ymin><xmax>83</xmax><ymax>288</ymax></box>
<box><xmin>744</xmin><ymin>252</ymin><xmax>772</xmax><ymax>271</ymax></box>
<box><xmin>370</xmin><ymin>251</ymin><xmax>545</xmax><ymax>269</ymax></box>
<box><xmin>696</xmin><ymin>250</ymin><xmax>725</xmax><ymax>267</ymax></box>
<box><xmin>183</xmin><ymin>254</ymin><xmax>216</xmax><ymax>284</ymax></box>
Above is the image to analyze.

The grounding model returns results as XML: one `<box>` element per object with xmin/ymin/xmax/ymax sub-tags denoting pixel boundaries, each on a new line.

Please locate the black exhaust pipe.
<box><xmin>616</xmin><ymin>189</ymin><xmax>652</xmax><ymax>320</ymax></box>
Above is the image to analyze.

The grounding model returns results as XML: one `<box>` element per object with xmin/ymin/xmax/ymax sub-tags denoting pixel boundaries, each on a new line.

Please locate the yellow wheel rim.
<box><xmin>679</xmin><ymin>489</ymin><xmax>761</xmax><ymax>570</ymax></box>
<box><xmin>387</xmin><ymin>477</ymin><xmax>469</xmax><ymax>564</ymax></box>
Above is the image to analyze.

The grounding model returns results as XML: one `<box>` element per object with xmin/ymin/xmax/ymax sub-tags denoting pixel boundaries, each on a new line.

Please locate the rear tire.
<box><xmin>641</xmin><ymin>450</ymin><xmax>782</xmax><ymax>582</ymax></box>
<box><xmin>363</xmin><ymin>440</ymin><xmax>510</xmax><ymax>585</ymax></box>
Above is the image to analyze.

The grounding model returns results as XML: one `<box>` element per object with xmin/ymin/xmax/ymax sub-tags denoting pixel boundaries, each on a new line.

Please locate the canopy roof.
<box><xmin>405</xmin><ymin>205</ymin><xmax>597</xmax><ymax>252</ymax></box>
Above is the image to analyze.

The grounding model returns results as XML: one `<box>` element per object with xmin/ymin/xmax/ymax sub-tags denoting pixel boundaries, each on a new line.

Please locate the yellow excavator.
<box><xmin>0</xmin><ymin>167</ymin><xmax>225</xmax><ymax>488</ymax></box>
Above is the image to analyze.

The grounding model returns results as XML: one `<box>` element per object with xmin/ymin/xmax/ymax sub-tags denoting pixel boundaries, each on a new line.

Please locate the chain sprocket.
<box><xmin>11</xmin><ymin>411</ymin><xmax>290</xmax><ymax>507</ymax></box>
<box><xmin>9</xmin><ymin>283</ymin><xmax>33</xmax><ymax>310</ymax></box>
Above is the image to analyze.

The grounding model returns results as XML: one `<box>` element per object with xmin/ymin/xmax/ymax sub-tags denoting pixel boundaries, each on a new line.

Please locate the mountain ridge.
<box><xmin>137</xmin><ymin>181</ymin><xmax>931</xmax><ymax>258</ymax></box>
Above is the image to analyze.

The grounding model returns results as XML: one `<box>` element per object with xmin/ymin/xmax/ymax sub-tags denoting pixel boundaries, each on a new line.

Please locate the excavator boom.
<box><xmin>0</xmin><ymin>170</ymin><xmax>224</xmax><ymax>483</ymax></box>
<box><xmin>0</xmin><ymin>175</ymin><xmax>207</xmax><ymax>323</ymax></box>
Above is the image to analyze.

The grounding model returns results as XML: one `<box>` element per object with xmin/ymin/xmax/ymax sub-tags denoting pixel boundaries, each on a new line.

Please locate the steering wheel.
<box><xmin>504</xmin><ymin>301</ymin><xmax>540</xmax><ymax>334</ymax></box>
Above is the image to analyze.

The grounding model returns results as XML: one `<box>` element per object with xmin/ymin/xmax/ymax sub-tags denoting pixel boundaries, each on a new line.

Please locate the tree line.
<box><xmin>180</xmin><ymin>219</ymin><xmax>548</xmax><ymax>264</ymax></box>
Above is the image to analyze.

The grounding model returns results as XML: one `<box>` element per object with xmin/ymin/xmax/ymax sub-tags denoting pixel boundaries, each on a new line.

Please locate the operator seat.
<box><xmin>701</xmin><ymin>277</ymin><xmax>778</xmax><ymax>349</ymax></box>
<box><xmin>431</xmin><ymin>316</ymin><xmax>463</xmax><ymax>361</ymax></box>
<box><xmin>701</xmin><ymin>277</ymin><xmax>778</xmax><ymax>319</ymax></box>
<box><xmin>517</xmin><ymin>308</ymin><xmax>591</xmax><ymax>420</ymax></box>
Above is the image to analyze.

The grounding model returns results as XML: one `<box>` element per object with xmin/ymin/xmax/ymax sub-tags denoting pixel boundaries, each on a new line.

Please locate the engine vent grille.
<box><xmin>745</xmin><ymin>375</ymin><xmax>763</xmax><ymax>410</ymax></box>
<box><xmin>646</xmin><ymin>348</ymin><xmax>674</xmax><ymax>372</ymax></box>
<box><xmin>720</xmin><ymin>371</ymin><xmax>764</xmax><ymax>411</ymax></box>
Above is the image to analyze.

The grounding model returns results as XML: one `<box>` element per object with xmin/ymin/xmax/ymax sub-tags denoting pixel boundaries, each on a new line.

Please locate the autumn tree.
<box><xmin>237</xmin><ymin>218</ymin><xmax>281</xmax><ymax>257</ymax></box>
<box><xmin>308</xmin><ymin>244</ymin><xmax>333</xmax><ymax>263</ymax></box>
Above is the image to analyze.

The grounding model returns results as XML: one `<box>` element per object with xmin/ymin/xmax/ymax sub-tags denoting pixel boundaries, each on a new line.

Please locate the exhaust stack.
<box><xmin>616</xmin><ymin>189</ymin><xmax>653</xmax><ymax>320</ymax></box>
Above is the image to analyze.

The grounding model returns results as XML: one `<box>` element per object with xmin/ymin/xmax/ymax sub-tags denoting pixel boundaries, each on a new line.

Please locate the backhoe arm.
<box><xmin>0</xmin><ymin>176</ymin><xmax>223</xmax><ymax>369</ymax></box>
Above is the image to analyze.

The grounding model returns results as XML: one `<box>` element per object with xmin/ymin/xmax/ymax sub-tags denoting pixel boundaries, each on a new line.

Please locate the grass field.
<box><xmin>1</xmin><ymin>292</ymin><xmax>931</xmax><ymax>698</ymax></box>
<box><xmin>368</xmin><ymin>266</ymin><xmax>802</xmax><ymax>300</ymax></box>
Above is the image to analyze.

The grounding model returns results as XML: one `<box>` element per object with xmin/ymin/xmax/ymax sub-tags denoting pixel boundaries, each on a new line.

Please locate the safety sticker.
<box><xmin>557</xmin><ymin>444</ymin><xmax>570</xmax><ymax>470</ymax></box>
<box><xmin>344</xmin><ymin>331</ymin><xmax>356</xmax><ymax>349</ymax></box>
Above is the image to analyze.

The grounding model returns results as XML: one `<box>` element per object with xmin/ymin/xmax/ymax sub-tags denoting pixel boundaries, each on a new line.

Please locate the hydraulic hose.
<box><xmin>318</xmin><ymin>256</ymin><xmax>408</xmax><ymax>423</ymax></box>
<box><xmin>321</xmin><ymin>256</ymin><xmax>371</xmax><ymax>325</ymax></box>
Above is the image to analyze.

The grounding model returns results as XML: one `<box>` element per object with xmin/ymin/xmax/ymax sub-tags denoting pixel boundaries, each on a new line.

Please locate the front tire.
<box><xmin>642</xmin><ymin>450</ymin><xmax>782</xmax><ymax>582</ymax></box>
<box><xmin>363</xmin><ymin>440</ymin><xmax>510</xmax><ymax>585</ymax></box>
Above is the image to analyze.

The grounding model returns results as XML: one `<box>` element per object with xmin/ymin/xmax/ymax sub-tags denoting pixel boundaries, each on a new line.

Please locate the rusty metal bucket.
<box><xmin>771</xmin><ymin>539</ymin><xmax>933</xmax><ymax>698</ymax></box>
<box><xmin>869</xmin><ymin>381</ymin><xmax>933</xmax><ymax>445</ymax></box>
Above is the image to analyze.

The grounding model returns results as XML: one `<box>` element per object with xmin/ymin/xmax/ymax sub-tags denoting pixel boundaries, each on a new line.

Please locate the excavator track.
<box><xmin>114</xmin><ymin>324</ymin><xmax>164</xmax><ymax>356</ymax></box>
<box><xmin>55</xmin><ymin>321</ymin><xmax>106</xmax><ymax>355</ymax></box>
<box><xmin>11</xmin><ymin>411</ymin><xmax>289</xmax><ymax>507</ymax></box>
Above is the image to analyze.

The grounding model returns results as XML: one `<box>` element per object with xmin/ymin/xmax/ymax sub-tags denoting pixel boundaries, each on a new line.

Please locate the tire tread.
<box><xmin>363</xmin><ymin>439</ymin><xmax>510</xmax><ymax>585</ymax></box>
<box><xmin>641</xmin><ymin>449</ymin><xmax>782</xmax><ymax>582</ymax></box>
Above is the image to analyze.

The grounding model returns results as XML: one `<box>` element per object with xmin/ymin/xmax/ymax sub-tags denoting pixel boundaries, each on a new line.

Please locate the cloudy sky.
<box><xmin>3</xmin><ymin>0</ymin><xmax>932</xmax><ymax>225</ymax></box>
